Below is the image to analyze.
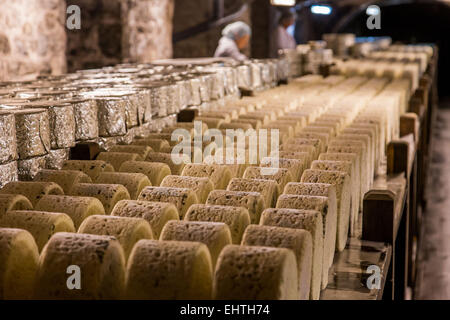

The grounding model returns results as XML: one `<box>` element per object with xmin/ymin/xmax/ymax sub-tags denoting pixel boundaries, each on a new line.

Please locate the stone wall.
<box><xmin>0</xmin><ymin>0</ymin><xmax>67</xmax><ymax>81</ymax></box>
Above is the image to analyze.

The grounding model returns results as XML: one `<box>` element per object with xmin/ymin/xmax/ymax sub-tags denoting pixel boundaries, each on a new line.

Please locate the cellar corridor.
<box><xmin>416</xmin><ymin>103</ymin><xmax>450</xmax><ymax>299</ymax></box>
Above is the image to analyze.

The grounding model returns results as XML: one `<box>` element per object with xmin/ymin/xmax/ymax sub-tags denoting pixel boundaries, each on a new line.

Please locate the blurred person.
<box><xmin>270</xmin><ymin>11</ymin><xmax>296</xmax><ymax>58</ymax></box>
<box><xmin>214</xmin><ymin>21</ymin><xmax>251</xmax><ymax>61</ymax></box>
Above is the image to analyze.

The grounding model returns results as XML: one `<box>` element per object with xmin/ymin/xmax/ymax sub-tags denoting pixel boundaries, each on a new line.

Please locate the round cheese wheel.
<box><xmin>95</xmin><ymin>172</ymin><xmax>151</xmax><ymax>200</ymax></box>
<box><xmin>242</xmin><ymin>225</ymin><xmax>313</xmax><ymax>300</ymax></box>
<box><xmin>132</xmin><ymin>138</ymin><xmax>170</xmax><ymax>152</ymax></box>
<box><xmin>111</xmin><ymin>200</ymin><xmax>179</xmax><ymax>239</ymax></box>
<box><xmin>119</xmin><ymin>161</ymin><xmax>171</xmax><ymax>186</ymax></box>
<box><xmin>34</xmin><ymin>169</ymin><xmax>92</xmax><ymax>194</ymax></box>
<box><xmin>0</xmin><ymin>194</ymin><xmax>33</xmax><ymax>215</ymax></box>
<box><xmin>227</xmin><ymin>178</ymin><xmax>278</xmax><ymax>208</ymax></box>
<box><xmin>35</xmin><ymin>195</ymin><xmax>105</xmax><ymax>229</ymax></box>
<box><xmin>62</xmin><ymin>160</ymin><xmax>115</xmax><ymax>181</ymax></box>
<box><xmin>78</xmin><ymin>215</ymin><xmax>153</xmax><ymax>260</ymax></box>
<box><xmin>70</xmin><ymin>183</ymin><xmax>130</xmax><ymax>215</ymax></box>
<box><xmin>160</xmin><ymin>220</ymin><xmax>231</xmax><ymax>269</ymax></box>
<box><xmin>219</xmin><ymin>122</ymin><xmax>253</xmax><ymax>131</ymax></box>
<box><xmin>34</xmin><ymin>232</ymin><xmax>126</xmax><ymax>299</ymax></box>
<box><xmin>233</xmin><ymin>118</ymin><xmax>262</xmax><ymax>129</ymax></box>
<box><xmin>0</xmin><ymin>210</ymin><xmax>75</xmax><ymax>252</ymax></box>
<box><xmin>277</xmin><ymin>151</ymin><xmax>312</xmax><ymax>168</ymax></box>
<box><xmin>194</xmin><ymin>117</ymin><xmax>225</xmax><ymax>129</ymax></box>
<box><xmin>146</xmin><ymin>152</ymin><xmax>188</xmax><ymax>175</ymax></box>
<box><xmin>181</xmin><ymin>164</ymin><xmax>232</xmax><ymax>190</ymax></box>
<box><xmin>185</xmin><ymin>204</ymin><xmax>251</xmax><ymax>244</ymax></box>
<box><xmin>97</xmin><ymin>152</ymin><xmax>144</xmax><ymax>171</ymax></box>
<box><xmin>206</xmin><ymin>190</ymin><xmax>265</xmax><ymax>224</ymax></box>
<box><xmin>276</xmin><ymin>194</ymin><xmax>336</xmax><ymax>288</ymax></box>
<box><xmin>109</xmin><ymin>145</ymin><xmax>153</xmax><ymax>159</ymax></box>
<box><xmin>260</xmin><ymin>208</ymin><xmax>323</xmax><ymax>300</ymax></box>
<box><xmin>213</xmin><ymin>245</ymin><xmax>298</xmax><ymax>300</ymax></box>
<box><xmin>0</xmin><ymin>181</ymin><xmax>64</xmax><ymax>206</ymax></box>
<box><xmin>160</xmin><ymin>175</ymin><xmax>214</xmax><ymax>204</ymax></box>
<box><xmin>301</xmin><ymin>169</ymin><xmax>351</xmax><ymax>252</ymax></box>
<box><xmin>261</xmin><ymin>157</ymin><xmax>306</xmax><ymax>182</ymax></box>
<box><xmin>243</xmin><ymin>166</ymin><xmax>293</xmax><ymax>194</ymax></box>
<box><xmin>137</xmin><ymin>186</ymin><xmax>198</xmax><ymax>219</ymax></box>
<box><xmin>311</xmin><ymin>159</ymin><xmax>358</xmax><ymax>236</ymax></box>
<box><xmin>159</xmin><ymin>144</ymin><xmax>203</xmax><ymax>163</ymax></box>
<box><xmin>0</xmin><ymin>228</ymin><xmax>39</xmax><ymax>299</ymax></box>
<box><xmin>125</xmin><ymin>240</ymin><xmax>213</xmax><ymax>299</ymax></box>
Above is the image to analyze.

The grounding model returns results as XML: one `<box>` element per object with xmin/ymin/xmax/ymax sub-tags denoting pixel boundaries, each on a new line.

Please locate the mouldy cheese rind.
<box><xmin>111</xmin><ymin>200</ymin><xmax>179</xmax><ymax>239</ymax></box>
<box><xmin>35</xmin><ymin>195</ymin><xmax>105</xmax><ymax>229</ymax></box>
<box><xmin>96</xmin><ymin>172</ymin><xmax>151</xmax><ymax>200</ymax></box>
<box><xmin>213</xmin><ymin>245</ymin><xmax>298</xmax><ymax>300</ymax></box>
<box><xmin>34</xmin><ymin>169</ymin><xmax>92</xmax><ymax>194</ymax></box>
<box><xmin>160</xmin><ymin>175</ymin><xmax>214</xmax><ymax>204</ymax></box>
<box><xmin>34</xmin><ymin>232</ymin><xmax>126</xmax><ymax>300</ymax></box>
<box><xmin>260</xmin><ymin>208</ymin><xmax>323</xmax><ymax>300</ymax></box>
<box><xmin>206</xmin><ymin>190</ymin><xmax>265</xmax><ymax>224</ymax></box>
<box><xmin>96</xmin><ymin>152</ymin><xmax>144</xmax><ymax>171</ymax></box>
<box><xmin>184</xmin><ymin>204</ymin><xmax>251</xmax><ymax>245</ymax></box>
<box><xmin>0</xmin><ymin>194</ymin><xmax>33</xmax><ymax>215</ymax></box>
<box><xmin>119</xmin><ymin>161</ymin><xmax>171</xmax><ymax>187</ymax></box>
<box><xmin>0</xmin><ymin>210</ymin><xmax>75</xmax><ymax>252</ymax></box>
<box><xmin>160</xmin><ymin>220</ymin><xmax>232</xmax><ymax>269</ymax></box>
<box><xmin>0</xmin><ymin>181</ymin><xmax>64</xmax><ymax>206</ymax></box>
<box><xmin>62</xmin><ymin>160</ymin><xmax>115</xmax><ymax>181</ymax></box>
<box><xmin>78</xmin><ymin>215</ymin><xmax>153</xmax><ymax>260</ymax></box>
<box><xmin>125</xmin><ymin>240</ymin><xmax>213</xmax><ymax>300</ymax></box>
<box><xmin>137</xmin><ymin>186</ymin><xmax>198</xmax><ymax>219</ymax></box>
<box><xmin>227</xmin><ymin>178</ymin><xmax>278</xmax><ymax>208</ymax></box>
<box><xmin>0</xmin><ymin>228</ymin><xmax>39</xmax><ymax>299</ymax></box>
<box><xmin>70</xmin><ymin>183</ymin><xmax>130</xmax><ymax>215</ymax></box>
<box><xmin>242</xmin><ymin>225</ymin><xmax>313</xmax><ymax>300</ymax></box>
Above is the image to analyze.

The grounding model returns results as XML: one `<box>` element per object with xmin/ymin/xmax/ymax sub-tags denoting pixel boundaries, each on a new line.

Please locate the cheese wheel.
<box><xmin>277</xmin><ymin>151</ymin><xmax>312</xmax><ymax>168</ymax></box>
<box><xmin>200</xmin><ymin>111</ymin><xmax>232</xmax><ymax>122</ymax></box>
<box><xmin>260</xmin><ymin>208</ymin><xmax>323</xmax><ymax>300</ymax></box>
<box><xmin>243</xmin><ymin>166</ymin><xmax>293</xmax><ymax>194</ymax></box>
<box><xmin>233</xmin><ymin>118</ymin><xmax>262</xmax><ymax>129</ymax></box>
<box><xmin>282</xmin><ymin>182</ymin><xmax>338</xmax><ymax>268</ymax></box>
<box><xmin>181</xmin><ymin>164</ymin><xmax>232</xmax><ymax>190</ymax></box>
<box><xmin>160</xmin><ymin>221</ymin><xmax>232</xmax><ymax>268</ymax></box>
<box><xmin>285</xmin><ymin>137</ymin><xmax>323</xmax><ymax>154</ymax></box>
<box><xmin>62</xmin><ymin>160</ymin><xmax>115</xmax><ymax>181</ymax></box>
<box><xmin>242</xmin><ymin>225</ymin><xmax>313</xmax><ymax>300</ymax></box>
<box><xmin>138</xmin><ymin>186</ymin><xmax>198</xmax><ymax>219</ymax></box>
<box><xmin>35</xmin><ymin>195</ymin><xmax>105</xmax><ymax>229</ymax></box>
<box><xmin>0</xmin><ymin>194</ymin><xmax>33</xmax><ymax>215</ymax></box>
<box><xmin>213</xmin><ymin>245</ymin><xmax>298</xmax><ymax>300</ymax></box>
<box><xmin>301</xmin><ymin>169</ymin><xmax>351</xmax><ymax>252</ymax></box>
<box><xmin>132</xmin><ymin>138</ymin><xmax>170</xmax><ymax>152</ymax></box>
<box><xmin>194</xmin><ymin>117</ymin><xmax>225</xmax><ymax>129</ymax></box>
<box><xmin>78</xmin><ymin>215</ymin><xmax>153</xmax><ymax>260</ymax></box>
<box><xmin>70</xmin><ymin>183</ymin><xmax>130</xmax><ymax>215</ymax></box>
<box><xmin>261</xmin><ymin>157</ymin><xmax>306</xmax><ymax>182</ymax></box>
<box><xmin>0</xmin><ymin>181</ymin><xmax>64</xmax><ymax>206</ymax></box>
<box><xmin>160</xmin><ymin>175</ymin><xmax>214</xmax><ymax>204</ymax></box>
<box><xmin>125</xmin><ymin>240</ymin><xmax>213</xmax><ymax>299</ymax></box>
<box><xmin>296</xmin><ymin>132</ymin><xmax>329</xmax><ymax>151</ymax></box>
<box><xmin>95</xmin><ymin>172</ymin><xmax>151</xmax><ymax>200</ymax></box>
<box><xmin>311</xmin><ymin>160</ymin><xmax>358</xmax><ymax>236</ymax></box>
<box><xmin>96</xmin><ymin>152</ymin><xmax>144</xmax><ymax>171</ymax></box>
<box><xmin>219</xmin><ymin>122</ymin><xmax>253</xmax><ymax>131</ymax></box>
<box><xmin>119</xmin><ymin>161</ymin><xmax>171</xmax><ymax>186</ymax></box>
<box><xmin>185</xmin><ymin>204</ymin><xmax>250</xmax><ymax>244</ymax></box>
<box><xmin>0</xmin><ymin>210</ymin><xmax>75</xmax><ymax>251</ymax></box>
<box><xmin>319</xmin><ymin>152</ymin><xmax>360</xmax><ymax>206</ymax></box>
<box><xmin>159</xmin><ymin>144</ymin><xmax>203</xmax><ymax>163</ymax></box>
<box><xmin>276</xmin><ymin>194</ymin><xmax>334</xmax><ymax>289</ymax></box>
<box><xmin>34</xmin><ymin>169</ymin><xmax>92</xmax><ymax>194</ymax></box>
<box><xmin>0</xmin><ymin>228</ymin><xmax>39</xmax><ymax>299</ymax></box>
<box><xmin>206</xmin><ymin>190</ymin><xmax>265</xmax><ymax>224</ymax></box>
<box><xmin>111</xmin><ymin>200</ymin><xmax>179</xmax><ymax>239</ymax></box>
<box><xmin>34</xmin><ymin>233</ymin><xmax>125</xmax><ymax>299</ymax></box>
<box><xmin>227</xmin><ymin>178</ymin><xmax>278</xmax><ymax>208</ymax></box>
<box><xmin>108</xmin><ymin>145</ymin><xmax>152</xmax><ymax>159</ymax></box>
<box><xmin>146</xmin><ymin>152</ymin><xmax>187</xmax><ymax>175</ymax></box>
